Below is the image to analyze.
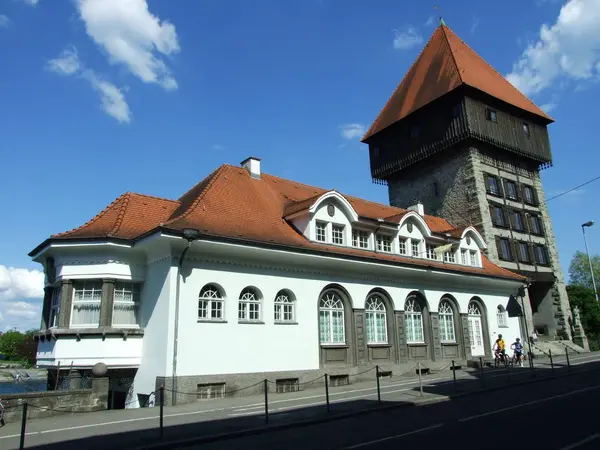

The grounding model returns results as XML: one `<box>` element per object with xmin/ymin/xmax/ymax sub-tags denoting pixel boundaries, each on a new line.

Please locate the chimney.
<box><xmin>241</xmin><ymin>156</ymin><xmax>261</xmax><ymax>179</ymax></box>
<box><xmin>407</xmin><ymin>201</ymin><xmax>424</xmax><ymax>216</ymax></box>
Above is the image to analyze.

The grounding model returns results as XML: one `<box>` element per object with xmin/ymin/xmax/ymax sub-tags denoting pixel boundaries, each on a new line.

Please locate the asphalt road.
<box><xmin>194</xmin><ymin>368</ymin><xmax>600</xmax><ymax>450</ymax></box>
<box><xmin>1</xmin><ymin>352</ymin><xmax>598</xmax><ymax>450</ymax></box>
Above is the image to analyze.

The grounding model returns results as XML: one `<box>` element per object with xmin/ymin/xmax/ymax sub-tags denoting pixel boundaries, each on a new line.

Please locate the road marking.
<box><xmin>459</xmin><ymin>384</ymin><xmax>600</xmax><ymax>422</ymax></box>
<box><xmin>342</xmin><ymin>423</ymin><xmax>445</xmax><ymax>449</ymax></box>
<box><xmin>560</xmin><ymin>432</ymin><xmax>600</xmax><ymax>450</ymax></box>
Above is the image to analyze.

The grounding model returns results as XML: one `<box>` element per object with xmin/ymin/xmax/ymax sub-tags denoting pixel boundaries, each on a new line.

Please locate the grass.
<box><xmin>0</xmin><ymin>359</ymin><xmax>34</xmax><ymax>368</ymax></box>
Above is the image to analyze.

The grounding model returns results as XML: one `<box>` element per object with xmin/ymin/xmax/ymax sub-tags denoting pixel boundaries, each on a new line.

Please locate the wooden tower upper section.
<box><xmin>362</xmin><ymin>22</ymin><xmax>554</xmax><ymax>184</ymax></box>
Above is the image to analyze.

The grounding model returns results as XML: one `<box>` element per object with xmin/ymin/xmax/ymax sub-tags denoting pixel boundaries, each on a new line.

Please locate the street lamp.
<box><xmin>172</xmin><ymin>228</ymin><xmax>201</xmax><ymax>405</ymax></box>
<box><xmin>581</xmin><ymin>221</ymin><xmax>599</xmax><ymax>303</ymax></box>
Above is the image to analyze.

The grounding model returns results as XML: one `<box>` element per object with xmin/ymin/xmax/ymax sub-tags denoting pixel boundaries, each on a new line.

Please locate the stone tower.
<box><xmin>362</xmin><ymin>22</ymin><xmax>572</xmax><ymax>341</ymax></box>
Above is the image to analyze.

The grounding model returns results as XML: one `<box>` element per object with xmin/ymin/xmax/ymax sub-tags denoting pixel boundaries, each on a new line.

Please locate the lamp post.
<box><xmin>172</xmin><ymin>228</ymin><xmax>201</xmax><ymax>405</ymax></box>
<box><xmin>581</xmin><ymin>221</ymin><xmax>599</xmax><ymax>303</ymax></box>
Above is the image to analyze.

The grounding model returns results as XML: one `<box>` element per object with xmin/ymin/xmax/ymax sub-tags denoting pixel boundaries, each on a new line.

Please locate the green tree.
<box><xmin>568</xmin><ymin>250</ymin><xmax>600</xmax><ymax>291</ymax></box>
<box><xmin>0</xmin><ymin>330</ymin><xmax>26</xmax><ymax>361</ymax></box>
<box><xmin>567</xmin><ymin>284</ymin><xmax>600</xmax><ymax>350</ymax></box>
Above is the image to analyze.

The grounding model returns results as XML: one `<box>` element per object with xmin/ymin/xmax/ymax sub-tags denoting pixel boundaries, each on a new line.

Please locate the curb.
<box><xmin>136</xmin><ymin>365</ymin><xmax>593</xmax><ymax>450</ymax></box>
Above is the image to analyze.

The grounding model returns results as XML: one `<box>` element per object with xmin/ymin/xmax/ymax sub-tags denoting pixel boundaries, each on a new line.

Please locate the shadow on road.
<box><xmin>19</xmin><ymin>357</ymin><xmax>600</xmax><ymax>450</ymax></box>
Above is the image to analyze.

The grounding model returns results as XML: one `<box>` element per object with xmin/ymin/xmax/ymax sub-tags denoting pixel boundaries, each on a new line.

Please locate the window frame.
<box><xmin>319</xmin><ymin>292</ymin><xmax>346</xmax><ymax>345</ymax></box>
<box><xmin>274</xmin><ymin>290</ymin><xmax>295</xmax><ymax>323</ymax></box>
<box><xmin>486</xmin><ymin>107</ymin><xmax>498</xmax><ymax>122</ymax></box>
<box><xmin>517</xmin><ymin>241</ymin><xmax>531</xmax><ymax>263</ymax></box>
<box><xmin>112</xmin><ymin>282</ymin><xmax>141</xmax><ymax>328</ymax></box>
<box><xmin>486</xmin><ymin>175</ymin><xmax>501</xmax><ymax>196</ymax></box>
<box><xmin>498</xmin><ymin>238</ymin><xmax>513</xmax><ymax>261</ymax></box>
<box><xmin>491</xmin><ymin>204</ymin><xmax>506</xmax><ymax>227</ymax></box>
<box><xmin>504</xmin><ymin>180</ymin><xmax>518</xmax><ymax>201</ymax></box>
<box><xmin>198</xmin><ymin>284</ymin><xmax>225</xmax><ymax>322</ymax></box>
<box><xmin>49</xmin><ymin>286</ymin><xmax>61</xmax><ymax>329</ymax></box>
<box><xmin>534</xmin><ymin>245</ymin><xmax>549</xmax><ymax>266</ymax></box>
<box><xmin>238</xmin><ymin>287</ymin><xmax>262</xmax><ymax>322</ymax></box>
<box><xmin>376</xmin><ymin>234</ymin><xmax>392</xmax><ymax>253</ymax></box>
<box><xmin>411</xmin><ymin>239</ymin><xmax>421</xmax><ymax>257</ymax></box>
<box><xmin>438</xmin><ymin>300</ymin><xmax>456</xmax><ymax>343</ymax></box>
<box><xmin>365</xmin><ymin>296</ymin><xmax>388</xmax><ymax>345</ymax></box>
<box><xmin>398</xmin><ymin>238</ymin><xmax>407</xmax><ymax>255</ymax></box>
<box><xmin>352</xmin><ymin>229</ymin><xmax>370</xmax><ymax>249</ymax></box>
<box><xmin>315</xmin><ymin>221</ymin><xmax>327</xmax><ymax>242</ymax></box>
<box><xmin>522</xmin><ymin>185</ymin><xmax>537</xmax><ymax>205</ymax></box>
<box><xmin>523</xmin><ymin>123</ymin><xmax>530</xmax><ymax>137</ymax></box>
<box><xmin>405</xmin><ymin>298</ymin><xmax>425</xmax><ymax>344</ymax></box>
<box><xmin>511</xmin><ymin>210</ymin><xmax>525</xmax><ymax>232</ymax></box>
<box><xmin>70</xmin><ymin>281</ymin><xmax>103</xmax><ymax>328</ymax></box>
<box><xmin>332</xmin><ymin>225</ymin><xmax>344</xmax><ymax>245</ymax></box>
<box><xmin>529</xmin><ymin>214</ymin><xmax>543</xmax><ymax>235</ymax></box>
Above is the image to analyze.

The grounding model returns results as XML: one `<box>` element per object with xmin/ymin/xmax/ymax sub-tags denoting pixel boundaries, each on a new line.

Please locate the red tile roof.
<box><xmin>362</xmin><ymin>24</ymin><xmax>552</xmax><ymax>142</ymax></box>
<box><xmin>45</xmin><ymin>164</ymin><xmax>524</xmax><ymax>281</ymax></box>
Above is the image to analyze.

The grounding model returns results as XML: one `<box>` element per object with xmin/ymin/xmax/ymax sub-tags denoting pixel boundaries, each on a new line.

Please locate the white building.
<box><xmin>31</xmin><ymin>157</ymin><xmax>526</xmax><ymax>408</ymax></box>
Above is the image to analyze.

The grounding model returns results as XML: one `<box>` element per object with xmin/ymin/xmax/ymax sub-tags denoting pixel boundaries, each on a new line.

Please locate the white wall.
<box><xmin>173</xmin><ymin>258</ymin><xmax>523</xmax><ymax>377</ymax></box>
<box><xmin>37</xmin><ymin>336</ymin><xmax>143</xmax><ymax>367</ymax></box>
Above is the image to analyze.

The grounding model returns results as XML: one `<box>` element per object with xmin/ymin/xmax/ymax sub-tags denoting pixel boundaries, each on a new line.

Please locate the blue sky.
<box><xmin>1</xmin><ymin>0</ymin><xmax>599</xmax><ymax>330</ymax></box>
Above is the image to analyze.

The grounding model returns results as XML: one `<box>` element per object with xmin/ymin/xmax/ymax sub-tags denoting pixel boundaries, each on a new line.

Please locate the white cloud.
<box><xmin>0</xmin><ymin>266</ymin><xmax>44</xmax><ymax>302</ymax></box>
<box><xmin>0</xmin><ymin>15</ymin><xmax>10</xmax><ymax>28</ymax></box>
<box><xmin>46</xmin><ymin>46</ymin><xmax>131</xmax><ymax>123</ymax></box>
<box><xmin>425</xmin><ymin>16</ymin><xmax>435</xmax><ymax>27</ymax></box>
<box><xmin>77</xmin><ymin>0</ymin><xmax>180</xmax><ymax>90</ymax></box>
<box><xmin>471</xmin><ymin>16</ymin><xmax>480</xmax><ymax>34</ymax></box>
<box><xmin>83</xmin><ymin>70</ymin><xmax>132</xmax><ymax>123</ymax></box>
<box><xmin>46</xmin><ymin>46</ymin><xmax>81</xmax><ymax>75</ymax></box>
<box><xmin>506</xmin><ymin>0</ymin><xmax>600</xmax><ymax>96</ymax></box>
<box><xmin>393</xmin><ymin>26</ymin><xmax>423</xmax><ymax>50</ymax></box>
<box><xmin>22</xmin><ymin>0</ymin><xmax>39</xmax><ymax>5</ymax></box>
<box><xmin>339</xmin><ymin>123</ymin><xmax>365</xmax><ymax>140</ymax></box>
<box><xmin>540</xmin><ymin>102</ymin><xmax>558</xmax><ymax>112</ymax></box>
<box><xmin>3</xmin><ymin>301</ymin><xmax>39</xmax><ymax>320</ymax></box>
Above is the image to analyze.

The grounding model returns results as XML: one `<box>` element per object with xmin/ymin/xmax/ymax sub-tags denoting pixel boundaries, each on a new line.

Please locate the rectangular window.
<box><xmin>505</xmin><ymin>181</ymin><xmax>518</xmax><ymax>200</ymax></box>
<box><xmin>535</xmin><ymin>245</ymin><xmax>549</xmax><ymax>265</ymax></box>
<box><xmin>486</xmin><ymin>176</ymin><xmax>501</xmax><ymax>196</ymax></box>
<box><xmin>530</xmin><ymin>215</ymin><xmax>543</xmax><ymax>235</ymax></box>
<box><xmin>498</xmin><ymin>238</ymin><xmax>512</xmax><ymax>261</ymax></box>
<box><xmin>71</xmin><ymin>281</ymin><xmax>102</xmax><ymax>327</ymax></box>
<box><xmin>460</xmin><ymin>249</ymin><xmax>468</xmax><ymax>264</ymax></box>
<box><xmin>376</xmin><ymin>234</ymin><xmax>392</xmax><ymax>252</ymax></box>
<box><xmin>491</xmin><ymin>205</ymin><xmax>505</xmax><ymax>226</ymax></box>
<box><xmin>410</xmin><ymin>124</ymin><xmax>420</xmax><ymax>138</ymax></box>
<box><xmin>316</xmin><ymin>222</ymin><xmax>327</xmax><ymax>242</ymax></box>
<box><xmin>352</xmin><ymin>229</ymin><xmax>369</xmax><ymax>249</ymax></box>
<box><xmin>518</xmin><ymin>242</ymin><xmax>531</xmax><ymax>263</ymax></box>
<box><xmin>470</xmin><ymin>250</ymin><xmax>478</xmax><ymax>267</ymax></box>
<box><xmin>398</xmin><ymin>239</ymin><xmax>407</xmax><ymax>255</ymax></box>
<box><xmin>452</xmin><ymin>103</ymin><xmax>462</xmax><ymax>118</ymax></box>
<box><xmin>411</xmin><ymin>240</ymin><xmax>420</xmax><ymax>257</ymax></box>
<box><xmin>512</xmin><ymin>211</ymin><xmax>524</xmax><ymax>231</ymax></box>
<box><xmin>523</xmin><ymin>123</ymin><xmax>530</xmax><ymax>137</ymax></box>
<box><xmin>443</xmin><ymin>251</ymin><xmax>455</xmax><ymax>263</ymax></box>
<box><xmin>486</xmin><ymin>108</ymin><xmax>498</xmax><ymax>122</ymax></box>
<box><xmin>523</xmin><ymin>185</ymin><xmax>536</xmax><ymax>205</ymax></box>
<box><xmin>49</xmin><ymin>287</ymin><xmax>61</xmax><ymax>328</ymax></box>
<box><xmin>426</xmin><ymin>244</ymin><xmax>437</xmax><ymax>260</ymax></box>
<box><xmin>113</xmin><ymin>283</ymin><xmax>141</xmax><ymax>327</ymax></box>
<box><xmin>332</xmin><ymin>225</ymin><xmax>344</xmax><ymax>245</ymax></box>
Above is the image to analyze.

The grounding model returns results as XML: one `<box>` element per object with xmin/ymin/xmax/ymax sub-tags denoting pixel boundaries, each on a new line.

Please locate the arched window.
<box><xmin>198</xmin><ymin>284</ymin><xmax>224</xmax><ymax>320</ymax></box>
<box><xmin>274</xmin><ymin>290</ymin><xmax>295</xmax><ymax>323</ymax></box>
<box><xmin>238</xmin><ymin>287</ymin><xmax>261</xmax><ymax>322</ymax></box>
<box><xmin>438</xmin><ymin>300</ymin><xmax>456</xmax><ymax>342</ymax></box>
<box><xmin>405</xmin><ymin>298</ymin><xmax>424</xmax><ymax>343</ymax></box>
<box><xmin>468</xmin><ymin>303</ymin><xmax>481</xmax><ymax>316</ymax></box>
<box><xmin>365</xmin><ymin>296</ymin><xmax>387</xmax><ymax>344</ymax></box>
<box><xmin>319</xmin><ymin>292</ymin><xmax>345</xmax><ymax>344</ymax></box>
<box><xmin>497</xmin><ymin>305</ymin><xmax>508</xmax><ymax>328</ymax></box>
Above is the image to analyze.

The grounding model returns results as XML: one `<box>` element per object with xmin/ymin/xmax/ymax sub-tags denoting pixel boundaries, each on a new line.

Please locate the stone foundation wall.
<box><xmin>1</xmin><ymin>377</ymin><xmax>109</xmax><ymax>423</ymax></box>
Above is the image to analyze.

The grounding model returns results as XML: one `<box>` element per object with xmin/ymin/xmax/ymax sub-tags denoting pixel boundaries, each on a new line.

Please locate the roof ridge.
<box><xmin>52</xmin><ymin>193</ymin><xmax>128</xmax><ymax>238</ymax></box>
<box><xmin>361</xmin><ymin>26</ymin><xmax>442</xmax><ymax>142</ymax></box>
<box><xmin>109</xmin><ymin>192</ymin><xmax>132</xmax><ymax>237</ymax></box>
<box><xmin>442</xmin><ymin>25</ymin><xmax>552</xmax><ymax>121</ymax></box>
<box><xmin>130</xmin><ymin>192</ymin><xmax>179</xmax><ymax>203</ymax></box>
<box><xmin>165</xmin><ymin>165</ymin><xmax>226</xmax><ymax>225</ymax></box>
<box><xmin>440</xmin><ymin>25</ymin><xmax>464</xmax><ymax>84</ymax></box>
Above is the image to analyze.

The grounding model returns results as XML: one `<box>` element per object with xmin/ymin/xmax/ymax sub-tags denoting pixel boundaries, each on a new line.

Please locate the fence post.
<box><xmin>452</xmin><ymin>360</ymin><xmax>457</xmax><ymax>390</ymax></box>
<box><xmin>159</xmin><ymin>387</ymin><xmax>164</xmax><ymax>440</ymax></box>
<box><xmin>566</xmin><ymin>347</ymin><xmax>571</xmax><ymax>372</ymax></box>
<box><xmin>549</xmin><ymin>349</ymin><xmax>554</xmax><ymax>377</ymax></box>
<box><xmin>264</xmin><ymin>379</ymin><xmax>269</xmax><ymax>424</ymax></box>
<box><xmin>375</xmin><ymin>366</ymin><xmax>381</xmax><ymax>403</ymax></box>
<box><xmin>479</xmin><ymin>357</ymin><xmax>484</xmax><ymax>387</ymax></box>
<box><xmin>417</xmin><ymin>362</ymin><xmax>423</xmax><ymax>397</ymax></box>
<box><xmin>324</xmin><ymin>374</ymin><xmax>330</xmax><ymax>413</ymax></box>
<box><xmin>19</xmin><ymin>402</ymin><xmax>28</xmax><ymax>450</ymax></box>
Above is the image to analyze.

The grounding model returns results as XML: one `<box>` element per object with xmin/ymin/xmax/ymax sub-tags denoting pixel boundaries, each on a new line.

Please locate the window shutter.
<box><xmin>510</xmin><ymin>240</ymin><xmax>518</xmax><ymax>262</ymax></box>
<box><xmin>495</xmin><ymin>236</ymin><xmax>503</xmax><ymax>259</ymax></box>
<box><xmin>532</xmin><ymin>186</ymin><xmax>540</xmax><ymax>206</ymax></box>
<box><xmin>502</xmin><ymin>208</ymin><xmax>510</xmax><ymax>228</ymax></box>
<box><xmin>483</xmin><ymin>174</ymin><xmax>490</xmax><ymax>193</ymax></box>
<box><xmin>497</xmin><ymin>177</ymin><xmax>505</xmax><ymax>197</ymax></box>
<box><xmin>527</xmin><ymin>243</ymin><xmax>535</xmax><ymax>265</ymax></box>
<box><xmin>543</xmin><ymin>246</ymin><xmax>551</xmax><ymax>266</ymax></box>
<box><xmin>502</xmin><ymin>179</ymin><xmax>509</xmax><ymax>199</ymax></box>
<box><xmin>515</xmin><ymin>182</ymin><xmax>521</xmax><ymax>201</ymax></box>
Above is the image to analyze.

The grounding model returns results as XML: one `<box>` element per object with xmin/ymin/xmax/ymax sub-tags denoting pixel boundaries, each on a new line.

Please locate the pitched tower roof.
<box><xmin>362</xmin><ymin>23</ymin><xmax>552</xmax><ymax>142</ymax></box>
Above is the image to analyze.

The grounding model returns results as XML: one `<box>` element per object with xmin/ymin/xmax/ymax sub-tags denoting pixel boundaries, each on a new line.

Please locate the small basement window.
<box><xmin>197</xmin><ymin>382</ymin><xmax>226</xmax><ymax>400</ymax></box>
<box><xmin>276</xmin><ymin>378</ymin><xmax>300</xmax><ymax>393</ymax></box>
<box><xmin>486</xmin><ymin>108</ymin><xmax>497</xmax><ymax>122</ymax></box>
<box><xmin>329</xmin><ymin>374</ymin><xmax>350</xmax><ymax>387</ymax></box>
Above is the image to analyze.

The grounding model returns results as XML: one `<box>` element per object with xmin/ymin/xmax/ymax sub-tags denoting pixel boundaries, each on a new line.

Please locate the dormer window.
<box><xmin>332</xmin><ymin>225</ymin><xmax>344</xmax><ymax>245</ymax></box>
<box><xmin>426</xmin><ymin>244</ymin><xmax>437</xmax><ymax>260</ymax></box>
<box><xmin>352</xmin><ymin>229</ymin><xmax>369</xmax><ymax>249</ymax></box>
<box><xmin>411</xmin><ymin>240</ymin><xmax>420</xmax><ymax>257</ymax></box>
<box><xmin>376</xmin><ymin>234</ymin><xmax>392</xmax><ymax>252</ymax></box>
<box><xmin>443</xmin><ymin>251</ymin><xmax>455</xmax><ymax>263</ymax></box>
<box><xmin>398</xmin><ymin>238</ymin><xmax>407</xmax><ymax>255</ymax></box>
<box><xmin>460</xmin><ymin>249</ymin><xmax>468</xmax><ymax>265</ymax></box>
<box><xmin>316</xmin><ymin>221</ymin><xmax>327</xmax><ymax>242</ymax></box>
<box><xmin>470</xmin><ymin>250</ymin><xmax>479</xmax><ymax>267</ymax></box>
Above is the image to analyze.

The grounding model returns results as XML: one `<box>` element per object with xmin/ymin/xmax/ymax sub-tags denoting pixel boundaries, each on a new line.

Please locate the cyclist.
<box><xmin>493</xmin><ymin>334</ymin><xmax>507</xmax><ymax>366</ymax></box>
<box><xmin>511</xmin><ymin>338</ymin><xmax>524</xmax><ymax>367</ymax></box>
<box><xmin>0</xmin><ymin>397</ymin><xmax>5</xmax><ymax>427</ymax></box>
